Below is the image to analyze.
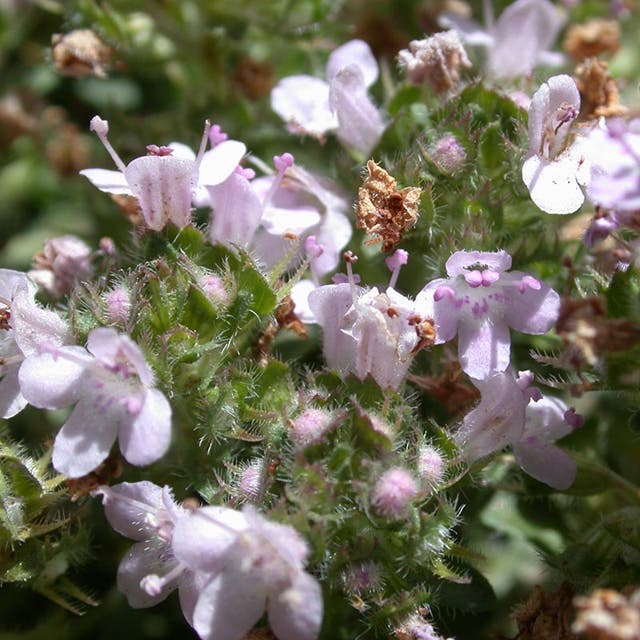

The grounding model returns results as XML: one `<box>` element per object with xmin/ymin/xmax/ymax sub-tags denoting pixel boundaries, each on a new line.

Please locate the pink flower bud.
<box><xmin>417</xmin><ymin>445</ymin><xmax>444</xmax><ymax>489</ymax></box>
<box><xmin>236</xmin><ymin>460</ymin><xmax>264</xmax><ymax>502</ymax></box>
<box><xmin>104</xmin><ymin>287</ymin><xmax>132</xmax><ymax>324</ymax></box>
<box><xmin>290</xmin><ymin>408</ymin><xmax>334</xmax><ymax>449</ymax></box>
<box><xmin>430</xmin><ymin>134</ymin><xmax>467</xmax><ymax>175</ymax></box>
<box><xmin>198</xmin><ymin>274</ymin><xmax>229</xmax><ymax>305</ymax></box>
<box><xmin>371</xmin><ymin>467</ymin><xmax>418</xmax><ymax>518</ymax></box>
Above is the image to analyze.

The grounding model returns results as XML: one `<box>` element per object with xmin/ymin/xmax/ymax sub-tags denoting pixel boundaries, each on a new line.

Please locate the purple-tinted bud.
<box><xmin>430</xmin><ymin>134</ymin><xmax>466</xmax><ymax>175</ymax></box>
<box><xmin>99</xmin><ymin>236</ymin><xmax>116</xmax><ymax>256</ymax></box>
<box><xmin>371</xmin><ymin>467</ymin><xmax>418</xmax><ymax>518</ymax></box>
<box><xmin>417</xmin><ymin>445</ymin><xmax>444</xmax><ymax>489</ymax></box>
<box><xmin>342</xmin><ymin>561</ymin><xmax>383</xmax><ymax>594</ymax></box>
<box><xmin>290</xmin><ymin>408</ymin><xmax>335</xmax><ymax>449</ymax></box>
<box><xmin>198</xmin><ymin>274</ymin><xmax>229</xmax><ymax>305</ymax></box>
<box><xmin>104</xmin><ymin>287</ymin><xmax>132</xmax><ymax>324</ymax></box>
<box><xmin>236</xmin><ymin>459</ymin><xmax>264</xmax><ymax>502</ymax></box>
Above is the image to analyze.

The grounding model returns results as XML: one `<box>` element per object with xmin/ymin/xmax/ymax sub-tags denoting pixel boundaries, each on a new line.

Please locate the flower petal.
<box><xmin>207</xmin><ymin>173</ymin><xmax>263</xmax><ymax>248</ymax></box>
<box><xmin>0</xmin><ymin>366</ymin><xmax>27</xmax><ymax>419</ymax></box>
<box><xmin>198</xmin><ymin>140</ymin><xmax>247</xmax><ymax>187</ymax></box>
<box><xmin>330</xmin><ymin>65</ymin><xmax>384</xmax><ymax>156</ymax></box>
<box><xmin>52</xmin><ymin>395</ymin><xmax>122</xmax><ymax>477</ymax></box>
<box><xmin>444</xmin><ymin>250</ymin><xmax>512</xmax><ymax>277</ymax></box>
<box><xmin>268</xmin><ymin>572</ymin><xmax>323</xmax><ymax>640</ymax></box>
<box><xmin>456</xmin><ymin>371</ymin><xmax>527</xmax><ymax>461</ymax></box>
<box><xmin>192</xmin><ymin>571</ymin><xmax>266</xmax><ymax>640</ymax></box>
<box><xmin>271</xmin><ymin>76</ymin><xmax>337</xmax><ymax>137</ymax></box>
<box><xmin>503</xmin><ymin>271</ymin><xmax>560</xmax><ymax>334</ymax></box>
<box><xmin>98</xmin><ymin>481</ymin><xmax>167</xmax><ymax>540</ymax></box>
<box><xmin>117</xmin><ymin>541</ymin><xmax>177</xmax><ymax>608</ymax></box>
<box><xmin>79</xmin><ymin>168</ymin><xmax>133</xmax><ymax>195</ymax></box>
<box><xmin>458</xmin><ymin>318</ymin><xmax>511</xmax><ymax>379</ymax></box>
<box><xmin>513</xmin><ymin>436</ymin><xmax>576</xmax><ymax>490</ymax></box>
<box><xmin>125</xmin><ymin>156</ymin><xmax>195</xmax><ymax>230</ymax></box>
<box><xmin>118</xmin><ymin>388</ymin><xmax>172</xmax><ymax>467</ymax></box>
<box><xmin>326</xmin><ymin>39</ymin><xmax>378</xmax><ymax>87</ymax></box>
<box><xmin>488</xmin><ymin>0</ymin><xmax>563</xmax><ymax>80</ymax></box>
<box><xmin>18</xmin><ymin>346</ymin><xmax>90</xmax><ymax>409</ymax></box>
<box><xmin>172</xmin><ymin>507</ymin><xmax>247</xmax><ymax>574</ymax></box>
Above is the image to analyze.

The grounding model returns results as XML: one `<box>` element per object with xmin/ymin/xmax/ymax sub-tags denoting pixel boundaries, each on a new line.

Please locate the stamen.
<box><xmin>343</xmin><ymin>251</ymin><xmax>359</xmax><ymax>303</ymax></box>
<box><xmin>140</xmin><ymin>563</ymin><xmax>185</xmax><ymax>596</ymax></box>
<box><xmin>305</xmin><ymin>236</ymin><xmax>325</xmax><ymax>287</ymax></box>
<box><xmin>89</xmin><ymin>115</ymin><xmax>127</xmax><ymax>174</ymax></box>
<box><xmin>518</xmin><ymin>275</ymin><xmax>541</xmax><ymax>293</ymax></box>
<box><xmin>260</xmin><ymin>152</ymin><xmax>296</xmax><ymax>213</ymax></box>
<box><xmin>195</xmin><ymin>120</ymin><xmax>212</xmax><ymax>169</ymax></box>
<box><xmin>564</xmin><ymin>407</ymin><xmax>584</xmax><ymax>429</ymax></box>
<box><xmin>146</xmin><ymin>145</ymin><xmax>174</xmax><ymax>156</ymax></box>
<box><xmin>386</xmin><ymin>249</ymin><xmax>408</xmax><ymax>290</ymax></box>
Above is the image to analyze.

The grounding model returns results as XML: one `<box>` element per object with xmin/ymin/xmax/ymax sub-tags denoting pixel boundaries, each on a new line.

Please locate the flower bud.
<box><xmin>371</xmin><ymin>467</ymin><xmax>418</xmax><ymax>519</ymax></box>
<box><xmin>104</xmin><ymin>287</ymin><xmax>132</xmax><ymax>324</ymax></box>
<box><xmin>417</xmin><ymin>445</ymin><xmax>444</xmax><ymax>489</ymax></box>
<box><xmin>290</xmin><ymin>408</ymin><xmax>335</xmax><ymax>449</ymax></box>
<box><xmin>429</xmin><ymin>134</ymin><xmax>466</xmax><ymax>175</ymax></box>
<box><xmin>198</xmin><ymin>274</ymin><xmax>229</xmax><ymax>306</ymax></box>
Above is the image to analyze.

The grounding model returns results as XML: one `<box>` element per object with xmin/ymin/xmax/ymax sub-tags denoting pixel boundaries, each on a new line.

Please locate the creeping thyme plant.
<box><xmin>3</xmin><ymin>1</ymin><xmax>640</xmax><ymax>639</ymax></box>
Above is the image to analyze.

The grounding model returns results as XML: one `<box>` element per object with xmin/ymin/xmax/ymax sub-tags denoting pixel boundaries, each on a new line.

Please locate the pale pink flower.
<box><xmin>522</xmin><ymin>74</ymin><xmax>590</xmax><ymax>214</ymax></box>
<box><xmin>172</xmin><ymin>505</ymin><xmax>323</xmax><ymax>640</ymax></box>
<box><xmin>440</xmin><ymin>0</ymin><xmax>564</xmax><ymax>81</ymax></box>
<box><xmin>271</xmin><ymin>39</ymin><xmax>384</xmax><ymax>155</ymax></box>
<box><xmin>416</xmin><ymin>250</ymin><xmax>560</xmax><ymax>379</ymax></box>
<box><xmin>19</xmin><ymin>327</ymin><xmax>172</xmax><ymax>477</ymax></box>
<box><xmin>80</xmin><ymin>116</ymin><xmax>246</xmax><ymax>231</ymax></box>
<box><xmin>0</xmin><ymin>269</ymin><xmax>69</xmax><ymax>418</ymax></box>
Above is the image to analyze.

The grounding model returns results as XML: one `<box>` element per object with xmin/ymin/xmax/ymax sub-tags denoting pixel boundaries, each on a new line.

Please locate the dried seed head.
<box><xmin>563</xmin><ymin>19</ymin><xmax>621</xmax><ymax>62</ymax></box>
<box><xmin>398</xmin><ymin>31</ymin><xmax>471</xmax><ymax>92</ymax></box>
<box><xmin>573</xmin><ymin>588</ymin><xmax>640</xmax><ymax>640</ymax></box>
<box><xmin>51</xmin><ymin>29</ymin><xmax>112</xmax><ymax>78</ymax></box>
<box><xmin>574</xmin><ymin>58</ymin><xmax>628</xmax><ymax>120</ymax></box>
<box><xmin>356</xmin><ymin>161</ymin><xmax>421</xmax><ymax>252</ymax></box>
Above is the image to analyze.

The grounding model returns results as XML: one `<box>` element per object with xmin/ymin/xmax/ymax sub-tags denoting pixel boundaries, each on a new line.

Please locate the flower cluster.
<box><xmin>96</xmin><ymin>481</ymin><xmax>322</xmax><ymax>640</ymax></box>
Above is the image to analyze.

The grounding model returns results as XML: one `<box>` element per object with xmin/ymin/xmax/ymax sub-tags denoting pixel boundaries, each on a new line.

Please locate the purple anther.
<box><xmin>208</xmin><ymin>124</ymin><xmax>228</xmax><ymax>146</ymax></box>
<box><xmin>385</xmin><ymin>249</ymin><xmax>408</xmax><ymax>272</ymax></box>
<box><xmin>464</xmin><ymin>270</ymin><xmax>483</xmax><ymax>287</ymax></box>
<box><xmin>481</xmin><ymin>270</ymin><xmax>500</xmax><ymax>286</ymax></box>
<box><xmin>146</xmin><ymin>145</ymin><xmax>174</xmax><ymax>157</ymax></box>
<box><xmin>304</xmin><ymin>235</ymin><xmax>324</xmax><ymax>258</ymax></box>
<box><xmin>518</xmin><ymin>275</ymin><xmax>541</xmax><ymax>293</ymax></box>
<box><xmin>434</xmin><ymin>285</ymin><xmax>455</xmax><ymax>302</ymax></box>
<box><xmin>273</xmin><ymin>152</ymin><xmax>295</xmax><ymax>173</ymax></box>
<box><xmin>234</xmin><ymin>165</ymin><xmax>256</xmax><ymax>180</ymax></box>
<box><xmin>564</xmin><ymin>407</ymin><xmax>584</xmax><ymax>429</ymax></box>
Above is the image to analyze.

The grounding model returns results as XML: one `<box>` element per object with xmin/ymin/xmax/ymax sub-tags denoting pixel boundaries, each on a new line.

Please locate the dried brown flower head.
<box><xmin>575</xmin><ymin>58</ymin><xmax>628</xmax><ymax>120</ymax></box>
<box><xmin>564</xmin><ymin>19</ymin><xmax>621</xmax><ymax>63</ymax></box>
<box><xmin>556</xmin><ymin>296</ymin><xmax>640</xmax><ymax>370</ymax></box>
<box><xmin>409</xmin><ymin>361</ymin><xmax>480</xmax><ymax>417</ymax></box>
<box><xmin>573</xmin><ymin>588</ymin><xmax>640</xmax><ymax>640</ymax></box>
<box><xmin>515</xmin><ymin>583</ymin><xmax>577</xmax><ymax>640</ymax></box>
<box><xmin>356</xmin><ymin>160</ymin><xmax>421</xmax><ymax>252</ymax></box>
<box><xmin>398</xmin><ymin>31</ymin><xmax>471</xmax><ymax>92</ymax></box>
<box><xmin>52</xmin><ymin>29</ymin><xmax>112</xmax><ymax>78</ymax></box>
<box><xmin>234</xmin><ymin>56</ymin><xmax>274</xmax><ymax>100</ymax></box>
<box><xmin>66</xmin><ymin>452</ymin><xmax>122</xmax><ymax>501</ymax></box>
